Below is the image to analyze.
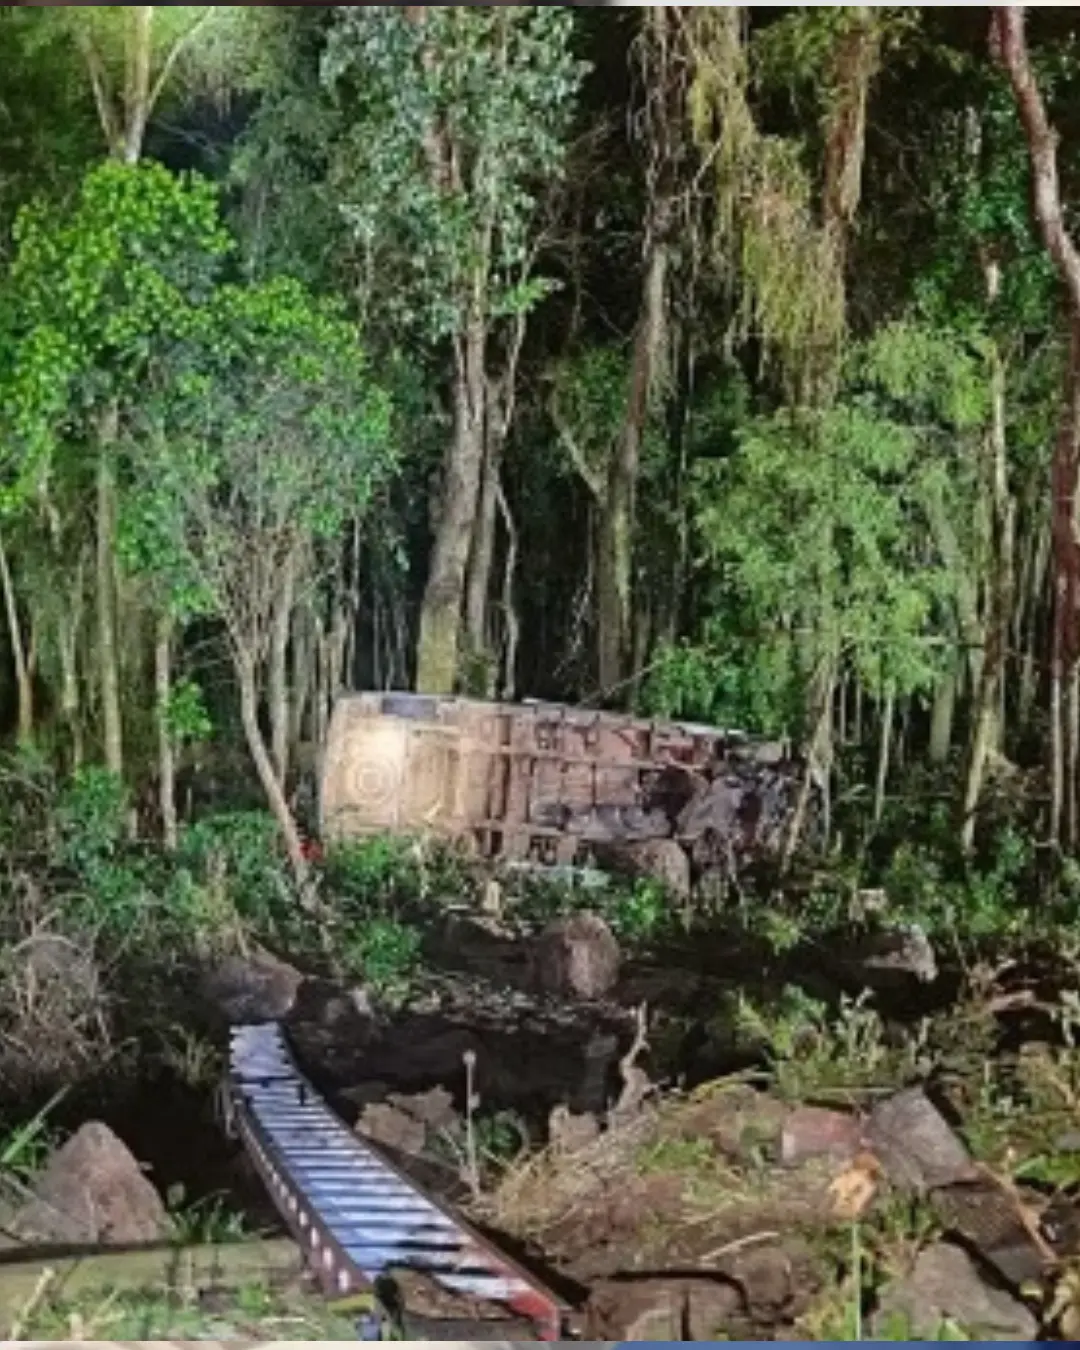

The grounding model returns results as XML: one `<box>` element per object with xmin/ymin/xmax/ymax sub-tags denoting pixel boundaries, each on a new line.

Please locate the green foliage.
<box><xmin>321</xmin><ymin>837</ymin><xmax>442</xmax><ymax>1000</ymax></box>
<box><xmin>880</xmin><ymin>826</ymin><xmax>1036</xmax><ymax>944</ymax></box>
<box><xmin>0</xmin><ymin>1088</ymin><xmax>66</xmax><ymax>1182</ymax></box>
<box><xmin>323</xmin><ymin>835</ymin><xmax>425</xmax><ymax>909</ymax></box>
<box><xmin>161</xmin><ymin>678</ymin><xmax>214</xmax><ymax>748</ymax></box>
<box><xmin>174</xmin><ymin>811</ymin><xmax>299</xmax><ymax>934</ymax></box>
<box><xmin>166</xmin><ymin>1185</ymin><xmax>253</xmax><ymax>1245</ymax></box>
<box><xmin>0</xmin><ymin>160</ymin><xmax>231</xmax><ymax>512</ymax></box>
<box><xmin>123</xmin><ymin>274</ymin><xmax>393</xmax><ymax>638</ymax></box>
<box><xmin>673</xmin><ymin>316</ymin><xmax>1003</xmax><ymax>735</ymax></box>
<box><xmin>694</xmin><ymin>402</ymin><xmax>948</xmax><ymax>729</ymax></box>
<box><xmin>55</xmin><ymin>767</ymin><xmax>130</xmax><ymax>877</ymax></box>
<box><xmin>340</xmin><ymin>917</ymin><xmax>422</xmax><ymax>1004</ymax></box>
<box><xmin>735</xmin><ymin>984</ymin><xmax>918</xmax><ymax>1098</ymax></box>
<box><xmin>0</xmin><ymin>11</ymin><xmax>100</xmax><ymax>235</ymax></box>
<box><xmin>322</xmin><ymin>5</ymin><xmax>585</xmax><ymax>342</ymax></box>
<box><xmin>643</xmin><ymin>621</ymin><xmax>799</xmax><ymax>734</ymax></box>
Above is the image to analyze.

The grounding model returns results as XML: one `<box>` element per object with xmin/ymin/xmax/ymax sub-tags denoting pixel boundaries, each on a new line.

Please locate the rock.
<box><xmin>585</xmin><ymin>1276</ymin><xmax>742</xmax><ymax>1340</ymax></box>
<box><xmin>780</xmin><ymin>1105</ymin><xmax>861</xmax><ymax>1166</ymax></box>
<box><xmin>578</xmin><ymin>1030</ymin><xmax>619</xmax><ymax>1113</ymax></box>
<box><xmin>827</xmin><ymin>923</ymin><xmax>938</xmax><ymax>989</ymax></box>
<box><xmin>865</xmin><ymin>1087</ymin><xmax>977</xmax><ymax>1192</ymax></box>
<box><xmin>199</xmin><ymin>949</ymin><xmax>304</xmax><ymax>1024</ymax></box>
<box><xmin>285</xmin><ymin>976</ymin><xmax>378</xmax><ymax>1049</ymax></box>
<box><xmin>12</xmin><ymin>1121</ymin><xmax>170</xmax><ymax>1245</ymax></box>
<box><xmin>625</xmin><ymin>838</ymin><xmax>692</xmax><ymax>902</ymax></box>
<box><xmin>356</xmin><ymin>1102</ymin><xmax>427</xmax><ymax>1157</ymax></box>
<box><xmin>388</xmin><ymin>1086</ymin><xmax>458</xmax><ymax>1133</ymax></box>
<box><xmin>431</xmin><ymin>913</ymin><xmax>531</xmax><ymax>989</ymax></box>
<box><xmin>725</xmin><ymin>1243</ymin><xmax>800</xmax><ymax>1319</ymax></box>
<box><xmin>548</xmin><ymin>1104</ymin><xmax>600</xmax><ymax>1153</ymax></box>
<box><xmin>872</xmin><ymin>1241</ymin><xmax>1037</xmax><ymax>1340</ymax></box>
<box><xmin>530</xmin><ymin>912</ymin><xmax>620</xmax><ymax>1001</ymax></box>
<box><xmin>340</xmin><ymin>1080</ymin><xmax>392</xmax><ymax>1111</ymax></box>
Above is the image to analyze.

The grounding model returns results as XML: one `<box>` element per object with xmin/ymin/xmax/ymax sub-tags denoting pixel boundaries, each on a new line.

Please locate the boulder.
<box><xmin>199</xmin><ymin>949</ymin><xmax>304</xmax><ymax>1024</ymax></box>
<box><xmin>586</xmin><ymin>1276</ymin><xmax>742</xmax><ymax>1340</ymax></box>
<box><xmin>625</xmin><ymin>838</ymin><xmax>692</xmax><ymax>902</ymax></box>
<box><xmin>548</xmin><ymin>1104</ymin><xmax>600</xmax><ymax>1153</ymax></box>
<box><xmin>865</xmin><ymin>1087</ymin><xmax>977</xmax><ymax>1191</ymax></box>
<box><xmin>529</xmin><ymin>912</ymin><xmax>620</xmax><ymax>1001</ymax></box>
<box><xmin>825</xmin><ymin>922</ymin><xmax>938</xmax><ymax>990</ymax></box>
<box><xmin>356</xmin><ymin>1102</ymin><xmax>427</xmax><ymax>1158</ymax></box>
<box><xmin>12</xmin><ymin>1121</ymin><xmax>170</xmax><ymax>1245</ymax></box>
<box><xmin>872</xmin><ymin>1241</ymin><xmax>1037</xmax><ymax>1340</ymax></box>
<box><xmin>780</xmin><ymin>1105</ymin><xmax>861</xmax><ymax>1167</ymax></box>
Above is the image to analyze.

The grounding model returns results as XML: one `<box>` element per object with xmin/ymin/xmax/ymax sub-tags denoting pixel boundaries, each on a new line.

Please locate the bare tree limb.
<box><xmin>147</xmin><ymin>7</ymin><xmax>217</xmax><ymax>124</ymax></box>
<box><xmin>993</xmin><ymin>8</ymin><xmax>1080</xmax><ymax>313</ymax></box>
<box><xmin>549</xmin><ymin>387</ymin><xmax>606</xmax><ymax>502</ymax></box>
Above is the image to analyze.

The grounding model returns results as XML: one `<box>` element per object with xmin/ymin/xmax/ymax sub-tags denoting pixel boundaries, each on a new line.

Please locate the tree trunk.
<box><xmin>237</xmin><ymin>652</ymin><xmax>312</xmax><ymax>901</ymax></box>
<box><xmin>465</xmin><ymin>435</ymin><xmax>498</xmax><ymax>665</ymax></box>
<box><xmin>155</xmin><ymin>613</ymin><xmax>177</xmax><ymax>850</ymax></box>
<box><xmin>872</xmin><ymin>684</ymin><xmax>895</xmax><ymax>825</ymax></box>
<box><xmin>290</xmin><ymin>603</ymin><xmax>314</xmax><ymax>751</ymax></box>
<box><xmin>783</xmin><ymin>655</ymin><xmax>837</xmax><ymax>867</ymax></box>
<box><xmin>0</xmin><ymin>529</ymin><xmax>33</xmax><ymax>745</ymax></box>
<box><xmin>599</xmin><ymin>230</ymin><xmax>669</xmax><ymax>700</ymax></box>
<box><xmin>928</xmin><ymin>654</ymin><xmax>959</xmax><ymax>765</ymax></box>
<box><xmin>96</xmin><ymin>425</ymin><xmax>123</xmax><ymax>778</ymax></box>
<box><xmin>269</xmin><ymin>549</ymin><xmax>296</xmax><ymax>786</ymax></box>
<box><xmin>415</xmin><ymin>314</ymin><xmax>487</xmax><ymax>695</ymax></box>
<box><xmin>494</xmin><ymin>475</ymin><xmax>520</xmax><ymax>700</ymax></box>
<box><xmin>961</xmin><ymin>328</ymin><xmax>1013</xmax><ymax>853</ymax></box>
<box><xmin>994</xmin><ymin>7</ymin><xmax>1080</xmax><ymax>846</ymax></box>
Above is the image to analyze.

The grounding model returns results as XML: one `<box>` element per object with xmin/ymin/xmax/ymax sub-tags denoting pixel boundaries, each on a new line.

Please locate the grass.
<box><xmin>9</xmin><ymin>1279</ymin><xmax>360</xmax><ymax>1341</ymax></box>
<box><xmin>5</xmin><ymin>758</ymin><xmax>1080</xmax><ymax>1339</ymax></box>
<box><xmin>165</xmin><ymin>1187</ymin><xmax>258</xmax><ymax>1246</ymax></box>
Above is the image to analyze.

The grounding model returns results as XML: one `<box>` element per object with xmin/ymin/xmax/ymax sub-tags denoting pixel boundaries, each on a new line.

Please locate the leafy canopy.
<box><xmin>0</xmin><ymin>160</ymin><xmax>231</xmax><ymax>510</ymax></box>
<box><xmin>122</xmin><ymin>276</ymin><xmax>394</xmax><ymax>643</ymax></box>
<box><xmin>321</xmin><ymin>5</ymin><xmax>586</xmax><ymax>340</ymax></box>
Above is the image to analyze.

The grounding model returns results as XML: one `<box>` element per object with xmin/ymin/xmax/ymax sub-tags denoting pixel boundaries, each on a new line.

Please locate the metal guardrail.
<box><xmin>225</xmin><ymin>1022</ymin><xmax>568</xmax><ymax>1341</ymax></box>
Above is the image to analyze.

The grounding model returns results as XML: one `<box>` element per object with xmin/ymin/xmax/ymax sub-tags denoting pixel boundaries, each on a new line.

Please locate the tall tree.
<box><xmin>124</xmin><ymin>275</ymin><xmax>394</xmax><ymax>886</ymax></box>
<box><xmin>993</xmin><ymin>6</ymin><xmax>1080</xmax><ymax>846</ymax></box>
<box><xmin>323</xmin><ymin>5</ymin><xmax>584</xmax><ymax>695</ymax></box>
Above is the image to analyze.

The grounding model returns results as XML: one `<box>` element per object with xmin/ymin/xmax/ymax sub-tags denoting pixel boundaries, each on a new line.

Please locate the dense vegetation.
<box><xmin>8</xmin><ymin>7</ymin><xmax>1080</xmax><ymax>1339</ymax></box>
<box><xmin>0</xmin><ymin>5</ymin><xmax>1078</xmax><ymax>880</ymax></box>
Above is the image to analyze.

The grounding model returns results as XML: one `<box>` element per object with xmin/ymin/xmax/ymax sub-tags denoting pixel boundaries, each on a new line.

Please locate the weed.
<box><xmin>607</xmin><ymin>878</ymin><xmax>671</xmax><ymax>942</ymax></box>
<box><xmin>10</xmin><ymin>1281</ymin><xmax>357</xmax><ymax>1341</ymax></box>
<box><xmin>0</xmin><ymin>1087</ymin><xmax>66</xmax><ymax>1181</ymax></box>
<box><xmin>165</xmin><ymin>1185</ymin><xmax>256</xmax><ymax>1245</ymax></box>
<box><xmin>156</xmin><ymin>1026</ymin><xmax>223</xmax><ymax>1091</ymax></box>
<box><xmin>735</xmin><ymin>985</ymin><xmax>921</xmax><ymax>1099</ymax></box>
<box><xmin>339</xmin><ymin>916</ymin><xmax>422</xmax><ymax>1003</ymax></box>
<box><xmin>635</xmin><ymin>1134</ymin><xmax>715</xmax><ymax>1175</ymax></box>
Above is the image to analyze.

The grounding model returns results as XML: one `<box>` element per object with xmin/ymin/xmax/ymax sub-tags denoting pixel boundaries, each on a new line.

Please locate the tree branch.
<box><xmin>76</xmin><ymin>29</ymin><xmax>122</xmax><ymax>158</ymax></box>
<box><xmin>147</xmin><ymin>8</ymin><xmax>217</xmax><ymax>126</ymax></box>
<box><xmin>549</xmin><ymin>387</ymin><xmax>605</xmax><ymax>502</ymax></box>
<box><xmin>992</xmin><ymin>7</ymin><xmax>1080</xmax><ymax>313</ymax></box>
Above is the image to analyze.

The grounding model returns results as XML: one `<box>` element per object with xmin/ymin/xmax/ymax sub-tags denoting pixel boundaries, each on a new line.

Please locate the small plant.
<box><xmin>608</xmin><ymin>879</ymin><xmax>670</xmax><ymax>943</ymax></box>
<box><xmin>165</xmin><ymin>1185</ymin><xmax>254</xmax><ymax>1245</ymax></box>
<box><xmin>341</xmin><ymin>917</ymin><xmax>422</xmax><ymax>1003</ymax></box>
<box><xmin>735</xmin><ymin>985</ymin><xmax>919</xmax><ymax>1098</ymax></box>
<box><xmin>55</xmin><ymin>768</ymin><xmax>129</xmax><ymax>878</ymax></box>
<box><xmin>0</xmin><ymin>1087</ymin><xmax>67</xmax><ymax>1181</ymax></box>
<box><xmin>157</xmin><ymin>1027</ymin><xmax>223</xmax><ymax>1091</ymax></box>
